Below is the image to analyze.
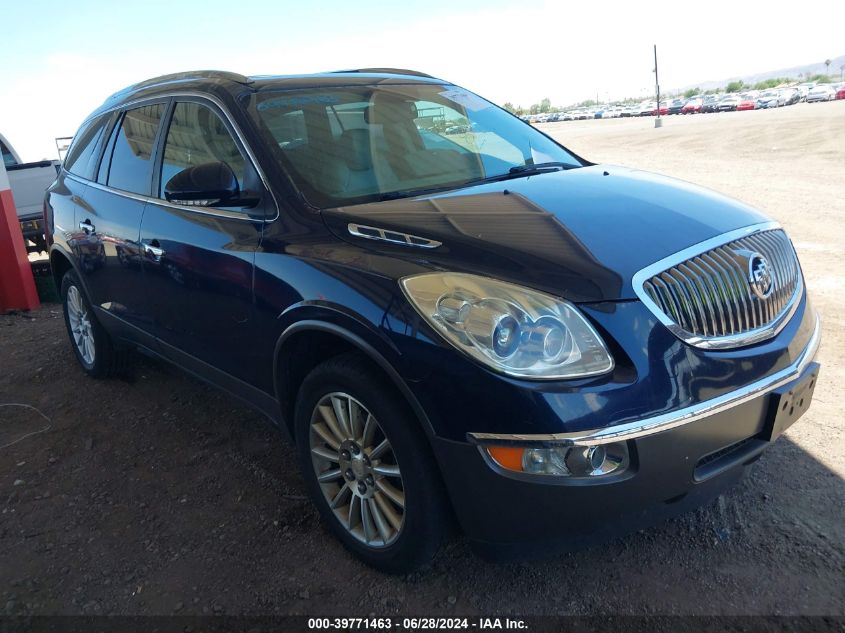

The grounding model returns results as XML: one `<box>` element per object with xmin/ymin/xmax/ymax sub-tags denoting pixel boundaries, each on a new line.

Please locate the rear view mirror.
<box><xmin>164</xmin><ymin>161</ymin><xmax>239</xmax><ymax>207</ymax></box>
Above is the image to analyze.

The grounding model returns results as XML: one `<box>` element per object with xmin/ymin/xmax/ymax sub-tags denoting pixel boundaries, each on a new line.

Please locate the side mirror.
<box><xmin>164</xmin><ymin>161</ymin><xmax>239</xmax><ymax>207</ymax></box>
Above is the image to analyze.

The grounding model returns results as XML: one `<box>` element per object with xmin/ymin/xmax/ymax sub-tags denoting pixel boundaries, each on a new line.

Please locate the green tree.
<box><xmin>725</xmin><ymin>80</ymin><xmax>745</xmax><ymax>93</ymax></box>
<box><xmin>539</xmin><ymin>98</ymin><xmax>551</xmax><ymax>113</ymax></box>
<box><xmin>683</xmin><ymin>87</ymin><xmax>701</xmax><ymax>98</ymax></box>
<box><xmin>503</xmin><ymin>102</ymin><xmax>516</xmax><ymax>114</ymax></box>
<box><xmin>529</xmin><ymin>103</ymin><xmax>541</xmax><ymax>115</ymax></box>
<box><xmin>752</xmin><ymin>77</ymin><xmax>790</xmax><ymax>90</ymax></box>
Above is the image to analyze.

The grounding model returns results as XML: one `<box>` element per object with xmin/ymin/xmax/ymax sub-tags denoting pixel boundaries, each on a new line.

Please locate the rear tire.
<box><xmin>60</xmin><ymin>270</ymin><xmax>127</xmax><ymax>378</ymax></box>
<box><xmin>294</xmin><ymin>353</ymin><xmax>448</xmax><ymax>573</ymax></box>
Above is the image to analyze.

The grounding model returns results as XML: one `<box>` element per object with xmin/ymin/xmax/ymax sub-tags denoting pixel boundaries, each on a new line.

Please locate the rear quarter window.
<box><xmin>65</xmin><ymin>114</ymin><xmax>113</xmax><ymax>180</ymax></box>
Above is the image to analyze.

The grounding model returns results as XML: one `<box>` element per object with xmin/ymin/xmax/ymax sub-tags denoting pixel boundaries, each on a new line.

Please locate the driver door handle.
<box><xmin>78</xmin><ymin>219</ymin><xmax>95</xmax><ymax>234</ymax></box>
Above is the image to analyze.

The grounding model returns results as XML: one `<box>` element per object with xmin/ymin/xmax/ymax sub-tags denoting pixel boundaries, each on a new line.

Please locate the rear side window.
<box><xmin>64</xmin><ymin>114</ymin><xmax>112</xmax><ymax>179</ymax></box>
<box><xmin>159</xmin><ymin>102</ymin><xmax>246</xmax><ymax>197</ymax></box>
<box><xmin>106</xmin><ymin>104</ymin><xmax>165</xmax><ymax>195</ymax></box>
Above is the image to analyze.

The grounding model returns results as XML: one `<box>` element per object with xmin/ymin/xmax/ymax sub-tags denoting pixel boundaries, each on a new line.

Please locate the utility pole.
<box><xmin>653</xmin><ymin>44</ymin><xmax>662</xmax><ymax>128</ymax></box>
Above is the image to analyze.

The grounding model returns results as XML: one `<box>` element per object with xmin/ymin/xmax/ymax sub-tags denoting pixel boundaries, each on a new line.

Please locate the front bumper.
<box><xmin>426</xmin><ymin>309</ymin><xmax>820</xmax><ymax>553</ymax></box>
<box><xmin>433</xmin><ymin>357</ymin><xmax>819</xmax><ymax>554</ymax></box>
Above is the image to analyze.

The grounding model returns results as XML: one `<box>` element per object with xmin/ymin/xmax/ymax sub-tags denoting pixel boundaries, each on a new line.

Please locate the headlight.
<box><xmin>400</xmin><ymin>273</ymin><xmax>614</xmax><ymax>379</ymax></box>
<box><xmin>486</xmin><ymin>443</ymin><xmax>629</xmax><ymax>478</ymax></box>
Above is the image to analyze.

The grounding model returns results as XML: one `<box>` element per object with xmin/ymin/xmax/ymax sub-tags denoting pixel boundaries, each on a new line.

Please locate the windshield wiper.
<box><xmin>374</xmin><ymin>162</ymin><xmax>580</xmax><ymax>202</ymax></box>
<box><xmin>508</xmin><ymin>161</ymin><xmax>577</xmax><ymax>175</ymax></box>
<box><xmin>457</xmin><ymin>162</ymin><xmax>580</xmax><ymax>188</ymax></box>
<box><xmin>376</xmin><ymin>185</ymin><xmax>456</xmax><ymax>201</ymax></box>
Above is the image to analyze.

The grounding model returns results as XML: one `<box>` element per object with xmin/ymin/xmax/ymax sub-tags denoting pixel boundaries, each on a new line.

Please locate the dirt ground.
<box><xmin>1</xmin><ymin>101</ymin><xmax>843</xmax><ymax>617</ymax></box>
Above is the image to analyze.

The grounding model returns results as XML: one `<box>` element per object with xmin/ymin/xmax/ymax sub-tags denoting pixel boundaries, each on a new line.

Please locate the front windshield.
<box><xmin>245</xmin><ymin>83</ymin><xmax>582</xmax><ymax>208</ymax></box>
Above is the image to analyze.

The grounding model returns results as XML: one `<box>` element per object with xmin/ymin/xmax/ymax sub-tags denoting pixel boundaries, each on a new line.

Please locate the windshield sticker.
<box><xmin>258</xmin><ymin>95</ymin><xmax>339</xmax><ymax>111</ymax></box>
<box><xmin>438</xmin><ymin>90</ymin><xmax>491</xmax><ymax>112</ymax></box>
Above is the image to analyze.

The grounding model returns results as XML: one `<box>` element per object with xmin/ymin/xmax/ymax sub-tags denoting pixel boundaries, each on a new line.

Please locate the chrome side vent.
<box><xmin>347</xmin><ymin>223</ymin><xmax>442</xmax><ymax>249</ymax></box>
<box><xmin>634</xmin><ymin>223</ymin><xmax>803</xmax><ymax>349</ymax></box>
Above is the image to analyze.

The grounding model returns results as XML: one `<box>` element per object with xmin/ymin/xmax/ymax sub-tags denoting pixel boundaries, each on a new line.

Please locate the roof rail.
<box><xmin>103</xmin><ymin>70</ymin><xmax>251</xmax><ymax>104</ymax></box>
<box><xmin>330</xmin><ymin>68</ymin><xmax>436</xmax><ymax>79</ymax></box>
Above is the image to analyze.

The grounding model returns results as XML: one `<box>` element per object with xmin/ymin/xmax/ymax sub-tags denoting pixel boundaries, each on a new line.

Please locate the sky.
<box><xmin>2</xmin><ymin>0</ymin><xmax>842</xmax><ymax>161</ymax></box>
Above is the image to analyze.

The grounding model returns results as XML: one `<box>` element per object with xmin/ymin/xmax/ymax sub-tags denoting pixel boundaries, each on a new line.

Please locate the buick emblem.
<box><xmin>748</xmin><ymin>253</ymin><xmax>773</xmax><ymax>299</ymax></box>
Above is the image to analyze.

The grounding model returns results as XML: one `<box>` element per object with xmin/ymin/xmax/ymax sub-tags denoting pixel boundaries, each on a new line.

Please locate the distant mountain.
<box><xmin>678</xmin><ymin>54</ymin><xmax>845</xmax><ymax>91</ymax></box>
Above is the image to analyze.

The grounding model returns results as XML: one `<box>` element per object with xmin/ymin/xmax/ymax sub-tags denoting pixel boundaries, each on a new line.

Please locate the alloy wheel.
<box><xmin>308</xmin><ymin>392</ymin><xmax>405</xmax><ymax>547</ymax></box>
<box><xmin>66</xmin><ymin>285</ymin><xmax>95</xmax><ymax>365</ymax></box>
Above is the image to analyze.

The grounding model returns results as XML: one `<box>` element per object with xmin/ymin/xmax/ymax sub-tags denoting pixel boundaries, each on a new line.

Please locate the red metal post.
<box><xmin>0</xmin><ymin>161</ymin><xmax>40</xmax><ymax>312</ymax></box>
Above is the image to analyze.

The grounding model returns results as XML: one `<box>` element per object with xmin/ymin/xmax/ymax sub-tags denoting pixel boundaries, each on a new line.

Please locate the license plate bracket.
<box><xmin>763</xmin><ymin>363</ymin><xmax>820</xmax><ymax>442</ymax></box>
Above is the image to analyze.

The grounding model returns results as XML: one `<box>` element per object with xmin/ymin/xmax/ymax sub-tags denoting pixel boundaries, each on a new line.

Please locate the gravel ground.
<box><xmin>1</xmin><ymin>101</ymin><xmax>843</xmax><ymax>617</ymax></box>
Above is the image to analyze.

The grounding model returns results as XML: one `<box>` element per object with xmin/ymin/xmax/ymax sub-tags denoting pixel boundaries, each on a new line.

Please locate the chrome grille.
<box><xmin>637</xmin><ymin>226</ymin><xmax>802</xmax><ymax>349</ymax></box>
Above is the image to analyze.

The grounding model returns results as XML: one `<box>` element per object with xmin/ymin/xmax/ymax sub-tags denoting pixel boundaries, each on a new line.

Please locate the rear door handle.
<box><xmin>142</xmin><ymin>240</ymin><xmax>165</xmax><ymax>260</ymax></box>
<box><xmin>78</xmin><ymin>219</ymin><xmax>94</xmax><ymax>234</ymax></box>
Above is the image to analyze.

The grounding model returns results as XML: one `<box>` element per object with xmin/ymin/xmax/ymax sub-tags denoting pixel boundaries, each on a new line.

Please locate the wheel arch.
<box><xmin>273</xmin><ymin>318</ymin><xmax>435</xmax><ymax>442</ymax></box>
<box><xmin>49</xmin><ymin>245</ymin><xmax>89</xmax><ymax>299</ymax></box>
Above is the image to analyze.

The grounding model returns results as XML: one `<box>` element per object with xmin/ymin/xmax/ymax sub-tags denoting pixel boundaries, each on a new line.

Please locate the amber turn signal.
<box><xmin>486</xmin><ymin>446</ymin><xmax>525</xmax><ymax>471</ymax></box>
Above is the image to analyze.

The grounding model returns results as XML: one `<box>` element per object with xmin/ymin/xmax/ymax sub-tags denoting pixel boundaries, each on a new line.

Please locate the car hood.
<box><xmin>320</xmin><ymin>165</ymin><xmax>770</xmax><ymax>302</ymax></box>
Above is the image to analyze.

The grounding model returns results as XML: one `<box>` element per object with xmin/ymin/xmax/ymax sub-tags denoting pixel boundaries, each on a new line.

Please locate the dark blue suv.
<box><xmin>45</xmin><ymin>69</ymin><xmax>821</xmax><ymax>573</ymax></box>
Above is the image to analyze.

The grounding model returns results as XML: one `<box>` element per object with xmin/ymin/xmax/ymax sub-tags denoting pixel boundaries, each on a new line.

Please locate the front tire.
<box><xmin>294</xmin><ymin>353</ymin><xmax>448</xmax><ymax>573</ymax></box>
<box><xmin>61</xmin><ymin>270</ymin><xmax>126</xmax><ymax>378</ymax></box>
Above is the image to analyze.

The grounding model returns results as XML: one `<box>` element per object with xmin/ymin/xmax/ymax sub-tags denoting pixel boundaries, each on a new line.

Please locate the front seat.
<box><xmin>338</xmin><ymin>128</ymin><xmax>380</xmax><ymax>195</ymax></box>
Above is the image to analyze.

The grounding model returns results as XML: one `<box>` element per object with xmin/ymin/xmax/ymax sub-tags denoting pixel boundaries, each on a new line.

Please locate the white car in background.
<box><xmin>1</xmin><ymin>132</ymin><xmax>61</xmax><ymax>253</ymax></box>
<box><xmin>806</xmin><ymin>85</ymin><xmax>835</xmax><ymax>102</ymax></box>
<box><xmin>717</xmin><ymin>94</ymin><xmax>742</xmax><ymax>111</ymax></box>
<box><xmin>795</xmin><ymin>83</ymin><xmax>815</xmax><ymax>101</ymax></box>
<box><xmin>637</xmin><ymin>101</ymin><xmax>655</xmax><ymax>116</ymax></box>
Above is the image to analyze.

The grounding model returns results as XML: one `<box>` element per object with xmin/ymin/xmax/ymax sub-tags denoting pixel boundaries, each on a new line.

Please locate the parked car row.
<box><xmin>522</xmin><ymin>81</ymin><xmax>844</xmax><ymax>123</ymax></box>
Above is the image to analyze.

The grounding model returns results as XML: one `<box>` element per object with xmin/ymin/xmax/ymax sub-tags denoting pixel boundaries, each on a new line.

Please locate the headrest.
<box><xmin>364</xmin><ymin>98</ymin><xmax>418</xmax><ymax>125</ymax></box>
<box><xmin>339</xmin><ymin>129</ymin><xmax>372</xmax><ymax>171</ymax></box>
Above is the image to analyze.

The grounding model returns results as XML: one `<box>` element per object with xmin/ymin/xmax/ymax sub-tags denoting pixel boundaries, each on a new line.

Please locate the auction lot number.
<box><xmin>308</xmin><ymin>618</ymin><xmax>526</xmax><ymax>630</ymax></box>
